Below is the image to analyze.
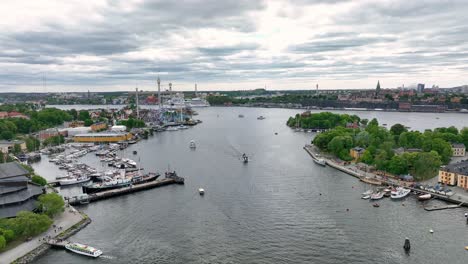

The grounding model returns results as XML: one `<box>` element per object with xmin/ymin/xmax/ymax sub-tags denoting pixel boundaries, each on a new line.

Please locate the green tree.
<box><xmin>84</xmin><ymin>119</ymin><xmax>93</xmax><ymax>126</ymax></box>
<box><xmin>411</xmin><ymin>151</ymin><xmax>441</xmax><ymax>180</ymax></box>
<box><xmin>0</xmin><ymin>235</ymin><xmax>5</xmax><ymax>250</ymax></box>
<box><xmin>327</xmin><ymin>135</ymin><xmax>353</xmax><ymax>157</ymax></box>
<box><xmin>430</xmin><ymin>138</ymin><xmax>452</xmax><ymax>164</ymax></box>
<box><xmin>0</xmin><ymin>228</ymin><xmax>14</xmax><ymax>242</ymax></box>
<box><xmin>13</xmin><ymin>211</ymin><xmax>52</xmax><ymax>237</ymax></box>
<box><xmin>78</xmin><ymin>111</ymin><xmax>90</xmax><ymax>121</ymax></box>
<box><xmin>360</xmin><ymin>119</ymin><xmax>369</xmax><ymax>126</ymax></box>
<box><xmin>387</xmin><ymin>155</ymin><xmax>409</xmax><ymax>175</ymax></box>
<box><xmin>13</xmin><ymin>144</ymin><xmax>22</xmax><ymax>155</ymax></box>
<box><xmin>390</xmin><ymin>123</ymin><xmax>407</xmax><ymax>136</ymax></box>
<box><xmin>31</xmin><ymin>175</ymin><xmax>47</xmax><ymax>186</ymax></box>
<box><xmin>25</xmin><ymin>137</ymin><xmax>40</xmax><ymax>152</ymax></box>
<box><xmin>37</xmin><ymin>193</ymin><xmax>64</xmax><ymax>217</ymax></box>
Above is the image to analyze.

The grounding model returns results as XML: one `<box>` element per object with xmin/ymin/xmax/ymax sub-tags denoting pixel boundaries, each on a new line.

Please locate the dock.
<box><xmin>67</xmin><ymin>178</ymin><xmax>180</xmax><ymax>205</ymax></box>
<box><xmin>46</xmin><ymin>239</ymin><xmax>69</xmax><ymax>248</ymax></box>
<box><xmin>424</xmin><ymin>202</ymin><xmax>464</xmax><ymax>211</ymax></box>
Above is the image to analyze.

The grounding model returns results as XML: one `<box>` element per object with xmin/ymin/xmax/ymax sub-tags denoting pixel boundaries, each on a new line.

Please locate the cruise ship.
<box><xmin>186</xmin><ymin>97</ymin><xmax>210</xmax><ymax>107</ymax></box>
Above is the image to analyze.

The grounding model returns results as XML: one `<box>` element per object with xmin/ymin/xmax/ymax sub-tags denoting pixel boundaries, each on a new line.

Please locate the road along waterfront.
<box><xmin>33</xmin><ymin>107</ymin><xmax>468</xmax><ymax>264</ymax></box>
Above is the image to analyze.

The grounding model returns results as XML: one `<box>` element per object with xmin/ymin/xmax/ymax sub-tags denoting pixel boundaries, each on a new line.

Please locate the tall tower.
<box><xmin>135</xmin><ymin>87</ymin><xmax>139</xmax><ymax>119</ymax></box>
<box><xmin>195</xmin><ymin>84</ymin><xmax>198</xmax><ymax>97</ymax></box>
<box><xmin>169</xmin><ymin>82</ymin><xmax>172</xmax><ymax>92</ymax></box>
<box><xmin>157</xmin><ymin>76</ymin><xmax>161</xmax><ymax>108</ymax></box>
<box><xmin>376</xmin><ymin>80</ymin><xmax>381</xmax><ymax>95</ymax></box>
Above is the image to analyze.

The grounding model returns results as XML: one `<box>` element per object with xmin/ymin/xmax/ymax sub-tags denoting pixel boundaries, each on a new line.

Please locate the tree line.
<box><xmin>287</xmin><ymin>112</ymin><xmax>360</xmax><ymax>129</ymax></box>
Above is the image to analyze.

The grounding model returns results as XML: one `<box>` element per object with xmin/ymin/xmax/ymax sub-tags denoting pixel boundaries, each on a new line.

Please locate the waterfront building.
<box><xmin>66</xmin><ymin>120</ymin><xmax>85</xmax><ymax>128</ymax></box>
<box><xmin>0</xmin><ymin>162</ymin><xmax>45</xmax><ymax>218</ymax></box>
<box><xmin>38</xmin><ymin>128</ymin><xmax>68</xmax><ymax>140</ymax></box>
<box><xmin>0</xmin><ymin>111</ymin><xmax>29</xmax><ymax>119</ymax></box>
<box><xmin>438</xmin><ymin>160</ymin><xmax>468</xmax><ymax>187</ymax></box>
<box><xmin>74</xmin><ymin>132</ymin><xmax>132</xmax><ymax>143</ymax></box>
<box><xmin>350</xmin><ymin>147</ymin><xmax>365</xmax><ymax>161</ymax></box>
<box><xmin>0</xmin><ymin>140</ymin><xmax>27</xmax><ymax>154</ymax></box>
<box><xmin>451</xmin><ymin>143</ymin><xmax>466</xmax><ymax>157</ymax></box>
<box><xmin>90</xmin><ymin>122</ymin><xmax>108</xmax><ymax>132</ymax></box>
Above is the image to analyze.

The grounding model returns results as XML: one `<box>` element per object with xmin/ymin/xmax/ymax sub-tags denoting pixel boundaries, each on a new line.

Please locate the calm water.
<box><xmin>34</xmin><ymin>107</ymin><xmax>468</xmax><ymax>264</ymax></box>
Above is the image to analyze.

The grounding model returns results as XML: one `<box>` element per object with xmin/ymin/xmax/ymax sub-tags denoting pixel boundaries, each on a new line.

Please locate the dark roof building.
<box><xmin>0</xmin><ymin>162</ymin><xmax>45</xmax><ymax>218</ymax></box>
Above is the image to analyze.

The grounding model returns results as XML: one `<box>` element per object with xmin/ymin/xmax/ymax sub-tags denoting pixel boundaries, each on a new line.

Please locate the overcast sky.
<box><xmin>1</xmin><ymin>0</ymin><xmax>467</xmax><ymax>92</ymax></box>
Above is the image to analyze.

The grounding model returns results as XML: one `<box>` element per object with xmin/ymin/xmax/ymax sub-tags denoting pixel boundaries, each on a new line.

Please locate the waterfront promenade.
<box><xmin>304</xmin><ymin>144</ymin><xmax>468</xmax><ymax>206</ymax></box>
<box><xmin>0</xmin><ymin>207</ymin><xmax>83</xmax><ymax>264</ymax></box>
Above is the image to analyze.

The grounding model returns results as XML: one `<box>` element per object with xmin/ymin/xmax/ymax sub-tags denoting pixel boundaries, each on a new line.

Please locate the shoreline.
<box><xmin>0</xmin><ymin>207</ymin><xmax>90</xmax><ymax>264</ymax></box>
<box><xmin>303</xmin><ymin>144</ymin><xmax>468</xmax><ymax>207</ymax></box>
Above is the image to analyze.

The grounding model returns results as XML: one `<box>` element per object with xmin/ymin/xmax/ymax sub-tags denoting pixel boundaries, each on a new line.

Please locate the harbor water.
<box><xmin>33</xmin><ymin>107</ymin><xmax>468</xmax><ymax>264</ymax></box>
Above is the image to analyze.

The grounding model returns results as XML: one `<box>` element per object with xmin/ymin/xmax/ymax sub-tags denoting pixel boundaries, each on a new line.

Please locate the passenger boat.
<box><xmin>131</xmin><ymin>172</ymin><xmax>160</xmax><ymax>184</ymax></box>
<box><xmin>189</xmin><ymin>140</ymin><xmax>196</xmax><ymax>149</ymax></box>
<box><xmin>313</xmin><ymin>158</ymin><xmax>326</xmax><ymax>166</ymax></box>
<box><xmin>83</xmin><ymin>178</ymin><xmax>132</xmax><ymax>194</ymax></box>
<box><xmin>390</xmin><ymin>187</ymin><xmax>411</xmax><ymax>199</ymax></box>
<box><xmin>165</xmin><ymin>171</ymin><xmax>185</xmax><ymax>184</ymax></box>
<box><xmin>65</xmin><ymin>242</ymin><xmax>102</xmax><ymax>258</ymax></box>
<box><xmin>418</xmin><ymin>193</ymin><xmax>432</xmax><ymax>201</ymax></box>
<box><xmin>59</xmin><ymin>176</ymin><xmax>91</xmax><ymax>186</ymax></box>
<box><xmin>370</xmin><ymin>191</ymin><xmax>385</xmax><ymax>200</ymax></box>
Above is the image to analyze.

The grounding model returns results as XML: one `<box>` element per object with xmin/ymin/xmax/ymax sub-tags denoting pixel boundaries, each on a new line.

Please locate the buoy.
<box><xmin>465</xmin><ymin>213</ymin><xmax>468</xmax><ymax>218</ymax></box>
<box><xmin>403</xmin><ymin>237</ymin><xmax>411</xmax><ymax>251</ymax></box>
<box><xmin>346</xmin><ymin>208</ymin><xmax>349</xmax><ymax>212</ymax></box>
<box><xmin>429</xmin><ymin>229</ymin><xmax>434</xmax><ymax>233</ymax></box>
<box><xmin>465</xmin><ymin>246</ymin><xmax>468</xmax><ymax>250</ymax></box>
<box><xmin>319</xmin><ymin>193</ymin><xmax>322</xmax><ymax>196</ymax></box>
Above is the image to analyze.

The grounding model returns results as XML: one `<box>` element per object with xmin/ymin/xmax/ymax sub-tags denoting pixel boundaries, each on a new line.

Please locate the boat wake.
<box><xmin>100</xmin><ymin>255</ymin><xmax>116</xmax><ymax>259</ymax></box>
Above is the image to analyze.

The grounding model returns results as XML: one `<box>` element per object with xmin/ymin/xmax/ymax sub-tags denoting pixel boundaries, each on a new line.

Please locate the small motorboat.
<box><xmin>198</xmin><ymin>188</ymin><xmax>205</xmax><ymax>195</ymax></box>
<box><xmin>242</xmin><ymin>153</ymin><xmax>249</xmax><ymax>163</ymax></box>
<box><xmin>362</xmin><ymin>190</ymin><xmax>373</xmax><ymax>196</ymax></box>
<box><xmin>189</xmin><ymin>140</ymin><xmax>196</xmax><ymax>149</ymax></box>
<box><xmin>133</xmin><ymin>150</ymin><xmax>137</xmax><ymax>155</ymax></box>
<box><xmin>418</xmin><ymin>193</ymin><xmax>432</xmax><ymax>201</ymax></box>
<box><xmin>361</xmin><ymin>195</ymin><xmax>371</xmax><ymax>200</ymax></box>
<box><xmin>257</xmin><ymin>116</ymin><xmax>265</xmax><ymax>120</ymax></box>
<box><xmin>313</xmin><ymin>158</ymin><xmax>326</xmax><ymax>166</ymax></box>
<box><xmin>370</xmin><ymin>192</ymin><xmax>385</xmax><ymax>200</ymax></box>
<box><xmin>373</xmin><ymin>203</ymin><xmax>380</xmax><ymax>207</ymax></box>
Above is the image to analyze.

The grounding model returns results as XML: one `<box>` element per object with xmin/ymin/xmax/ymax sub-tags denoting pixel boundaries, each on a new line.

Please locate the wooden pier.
<box><xmin>67</xmin><ymin>178</ymin><xmax>180</xmax><ymax>205</ymax></box>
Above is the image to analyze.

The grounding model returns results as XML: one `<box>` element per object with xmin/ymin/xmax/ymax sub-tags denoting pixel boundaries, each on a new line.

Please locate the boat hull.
<box><xmin>83</xmin><ymin>182</ymin><xmax>131</xmax><ymax>194</ymax></box>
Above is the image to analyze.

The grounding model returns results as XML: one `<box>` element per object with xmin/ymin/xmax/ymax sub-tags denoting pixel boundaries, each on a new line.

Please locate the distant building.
<box><xmin>0</xmin><ymin>162</ymin><xmax>45</xmax><ymax>218</ymax></box>
<box><xmin>38</xmin><ymin>128</ymin><xmax>68</xmax><ymax>141</ymax></box>
<box><xmin>0</xmin><ymin>111</ymin><xmax>29</xmax><ymax>119</ymax></box>
<box><xmin>66</xmin><ymin>121</ymin><xmax>85</xmax><ymax>128</ymax></box>
<box><xmin>346</xmin><ymin>122</ymin><xmax>359</xmax><ymax>129</ymax></box>
<box><xmin>74</xmin><ymin>132</ymin><xmax>132</xmax><ymax>143</ymax></box>
<box><xmin>90</xmin><ymin>122</ymin><xmax>108</xmax><ymax>132</ymax></box>
<box><xmin>350</xmin><ymin>147</ymin><xmax>365</xmax><ymax>160</ymax></box>
<box><xmin>417</xmin><ymin>83</ymin><xmax>425</xmax><ymax>93</ymax></box>
<box><xmin>0</xmin><ymin>140</ymin><xmax>27</xmax><ymax>154</ymax></box>
<box><xmin>452</xmin><ymin>143</ymin><xmax>466</xmax><ymax>157</ymax></box>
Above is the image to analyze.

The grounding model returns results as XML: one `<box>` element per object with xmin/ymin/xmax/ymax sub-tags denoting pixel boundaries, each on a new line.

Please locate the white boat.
<box><xmin>186</xmin><ymin>97</ymin><xmax>210</xmax><ymax>107</ymax></box>
<box><xmin>361</xmin><ymin>195</ymin><xmax>371</xmax><ymax>200</ymax></box>
<box><xmin>198</xmin><ymin>188</ymin><xmax>205</xmax><ymax>195</ymax></box>
<box><xmin>166</xmin><ymin>126</ymin><xmax>179</xmax><ymax>131</ymax></box>
<box><xmin>65</xmin><ymin>242</ymin><xmax>102</xmax><ymax>258</ymax></box>
<box><xmin>418</xmin><ymin>193</ymin><xmax>432</xmax><ymax>201</ymax></box>
<box><xmin>370</xmin><ymin>192</ymin><xmax>385</xmax><ymax>200</ymax></box>
<box><xmin>189</xmin><ymin>140</ymin><xmax>196</xmax><ymax>149</ymax></box>
<box><xmin>390</xmin><ymin>187</ymin><xmax>411</xmax><ymax>199</ymax></box>
<box><xmin>178</xmin><ymin>125</ymin><xmax>188</xmax><ymax>129</ymax></box>
<box><xmin>313</xmin><ymin>158</ymin><xmax>326</xmax><ymax>166</ymax></box>
<box><xmin>362</xmin><ymin>190</ymin><xmax>373</xmax><ymax>196</ymax></box>
<box><xmin>59</xmin><ymin>177</ymin><xmax>91</xmax><ymax>186</ymax></box>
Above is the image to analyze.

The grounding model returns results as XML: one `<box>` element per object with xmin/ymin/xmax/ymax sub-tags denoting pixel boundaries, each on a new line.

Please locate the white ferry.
<box><xmin>65</xmin><ymin>242</ymin><xmax>103</xmax><ymax>258</ymax></box>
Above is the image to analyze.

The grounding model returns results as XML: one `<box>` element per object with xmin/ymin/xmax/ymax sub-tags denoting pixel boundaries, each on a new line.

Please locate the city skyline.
<box><xmin>1</xmin><ymin>0</ymin><xmax>468</xmax><ymax>92</ymax></box>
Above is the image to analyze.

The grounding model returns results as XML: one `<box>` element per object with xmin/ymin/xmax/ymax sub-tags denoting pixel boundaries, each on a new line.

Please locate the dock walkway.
<box><xmin>68</xmin><ymin>178</ymin><xmax>179</xmax><ymax>205</ymax></box>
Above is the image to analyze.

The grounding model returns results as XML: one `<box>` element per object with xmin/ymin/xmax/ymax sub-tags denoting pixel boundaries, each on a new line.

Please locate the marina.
<box><xmin>30</xmin><ymin>107</ymin><xmax>468</xmax><ymax>264</ymax></box>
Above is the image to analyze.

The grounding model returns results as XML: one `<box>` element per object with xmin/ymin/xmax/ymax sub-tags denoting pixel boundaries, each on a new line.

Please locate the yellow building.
<box><xmin>438</xmin><ymin>170</ymin><xmax>457</xmax><ymax>186</ymax></box>
<box><xmin>451</xmin><ymin>143</ymin><xmax>466</xmax><ymax>157</ymax></box>
<box><xmin>74</xmin><ymin>133</ymin><xmax>132</xmax><ymax>143</ymax></box>
<box><xmin>458</xmin><ymin>175</ymin><xmax>468</xmax><ymax>190</ymax></box>
<box><xmin>350</xmin><ymin>147</ymin><xmax>365</xmax><ymax>160</ymax></box>
<box><xmin>438</xmin><ymin>160</ymin><xmax>468</xmax><ymax>188</ymax></box>
<box><xmin>91</xmin><ymin>122</ymin><xmax>108</xmax><ymax>132</ymax></box>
